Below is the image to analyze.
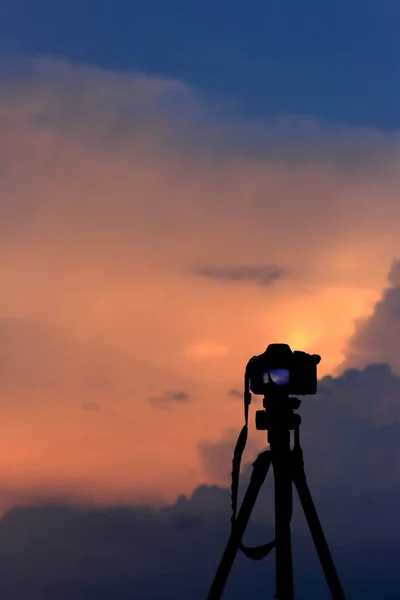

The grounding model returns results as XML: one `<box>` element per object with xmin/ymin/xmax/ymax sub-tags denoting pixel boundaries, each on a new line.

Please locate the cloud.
<box><xmin>81</xmin><ymin>401</ymin><xmax>101</xmax><ymax>412</ymax></box>
<box><xmin>0</xmin><ymin>490</ymin><xmax>398</xmax><ymax>599</ymax></box>
<box><xmin>317</xmin><ymin>362</ymin><xmax>400</xmax><ymax>425</ymax></box>
<box><xmin>341</xmin><ymin>260</ymin><xmax>400</xmax><ymax>374</ymax></box>
<box><xmin>0</xmin><ymin>56</ymin><xmax>400</xmax><ymax>508</ymax></box>
<box><xmin>147</xmin><ymin>390</ymin><xmax>192</xmax><ymax>409</ymax></box>
<box><xmin>191</xmin><ymin>264</ymin><xmax>287</xmax><ymax>286</ymax></box>
<box><xmin>228</xmin><ymin>389</ymin><xmax>243</xmax><ymax>399</ymax></box>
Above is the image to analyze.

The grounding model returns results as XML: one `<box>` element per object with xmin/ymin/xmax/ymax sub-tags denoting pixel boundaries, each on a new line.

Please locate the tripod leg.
<box><xmin>291</xmin><ymin>445</ymin><xmax>346</xmax><ymax>600</ymax></box>
<box><xmin>207</xmin><ymin>451</ymin><xmax>272</xmax><ymax>600</ymax></box>
<box><xmin>270</xmin><ymin>430</ymin><xmax>294</xmax><ymax>600</ymax></box>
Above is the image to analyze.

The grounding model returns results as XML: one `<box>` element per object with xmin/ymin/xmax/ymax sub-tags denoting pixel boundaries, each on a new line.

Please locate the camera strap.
<box><xmin>230</xmin><ymin>373</ymin><xmax>275</xmax><ymax>561</ymax></box>
<box><xmin>230</xmin><ymin>374</ymin><xmax>250</xmax><ymax>527</ymax></box>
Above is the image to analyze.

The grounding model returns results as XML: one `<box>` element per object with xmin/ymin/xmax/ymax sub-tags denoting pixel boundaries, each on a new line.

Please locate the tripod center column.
<box><xmin>269</xmin><ymin>428</ymin><xmax>294</xmax><ymax>600</ymax></box>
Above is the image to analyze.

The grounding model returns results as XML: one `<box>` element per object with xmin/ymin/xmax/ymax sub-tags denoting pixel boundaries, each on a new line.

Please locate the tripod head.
<box><xmin>244</xmin><ymin>342</ymin><xmax>320</xmax><ymax>436</ymax></box>
<box><xmin>255</xmin><ymin>395</ymin><xmax>302</xmax><ymax>434</ymax></box>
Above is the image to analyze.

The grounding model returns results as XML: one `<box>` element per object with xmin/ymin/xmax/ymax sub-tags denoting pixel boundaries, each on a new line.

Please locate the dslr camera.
<box><xmin>246</xmin><ymin>343</ymin><xmax>321</xmax><ymax>397</ymax></box>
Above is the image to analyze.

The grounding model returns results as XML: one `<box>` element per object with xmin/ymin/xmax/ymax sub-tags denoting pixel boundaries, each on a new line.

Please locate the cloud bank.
<box><xmin>191</xmin><ymin>264</ymin><xmax>287</xmax><ymax>286</ymax></box>
<box><xmin>0</xmin><ymin>57</ymin><xmax>400</xmax><ymax>509</ymax></box>
<box><xmin>341</xmin><ymin>260</ymin><xmax>400</xmax><ymax>373</ymax></box>
<box><xmin>0</xmin><ymin>500</ymin><xmax>398</xmax><ymax>600</ymax></box>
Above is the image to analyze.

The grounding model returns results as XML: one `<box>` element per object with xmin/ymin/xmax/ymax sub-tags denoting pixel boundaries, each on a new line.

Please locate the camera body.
<box><xmin>246</xmin><ymin>343</ymin><xmax>320</xmax><ymax>396</ymax></box>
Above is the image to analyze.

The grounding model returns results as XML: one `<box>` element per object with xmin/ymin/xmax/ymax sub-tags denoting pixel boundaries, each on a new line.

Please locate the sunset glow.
<box><xmin>0</xmin><ymin>58</ymin><xmax>399</xmax><ymax>513</ymax></box>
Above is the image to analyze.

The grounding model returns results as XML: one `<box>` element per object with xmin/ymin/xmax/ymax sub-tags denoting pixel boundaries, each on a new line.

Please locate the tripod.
<box><xmin>207</xmin><ymin>397</ymin><xmax>346</xmax><ymax>600</ymax></box>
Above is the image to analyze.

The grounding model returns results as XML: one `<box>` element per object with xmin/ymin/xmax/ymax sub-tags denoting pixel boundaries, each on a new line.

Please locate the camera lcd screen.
<box><xmin>263</xmin><ymin>369</ymin><xmax>290</xmax><ymax>386</ymax></box>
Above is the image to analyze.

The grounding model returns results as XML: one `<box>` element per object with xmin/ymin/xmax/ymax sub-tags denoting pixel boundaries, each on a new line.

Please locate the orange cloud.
<box><xmin>0</xmin><ymin>57</ymin><xmax>399</xmax><ymax>510</ymax></box>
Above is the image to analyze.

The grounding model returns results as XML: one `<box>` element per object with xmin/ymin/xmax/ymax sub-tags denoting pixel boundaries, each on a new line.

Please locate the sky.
<box><xmin>0</xmin><ymin>1</ymin><xmax>399</xmax><ymax>598</ymax></box>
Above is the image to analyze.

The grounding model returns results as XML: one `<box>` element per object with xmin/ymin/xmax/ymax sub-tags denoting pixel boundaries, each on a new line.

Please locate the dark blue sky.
<box><xmin>1</xmin><ymin>0</ymin><xmax>399</xmax><ymax>128</ymax></box>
